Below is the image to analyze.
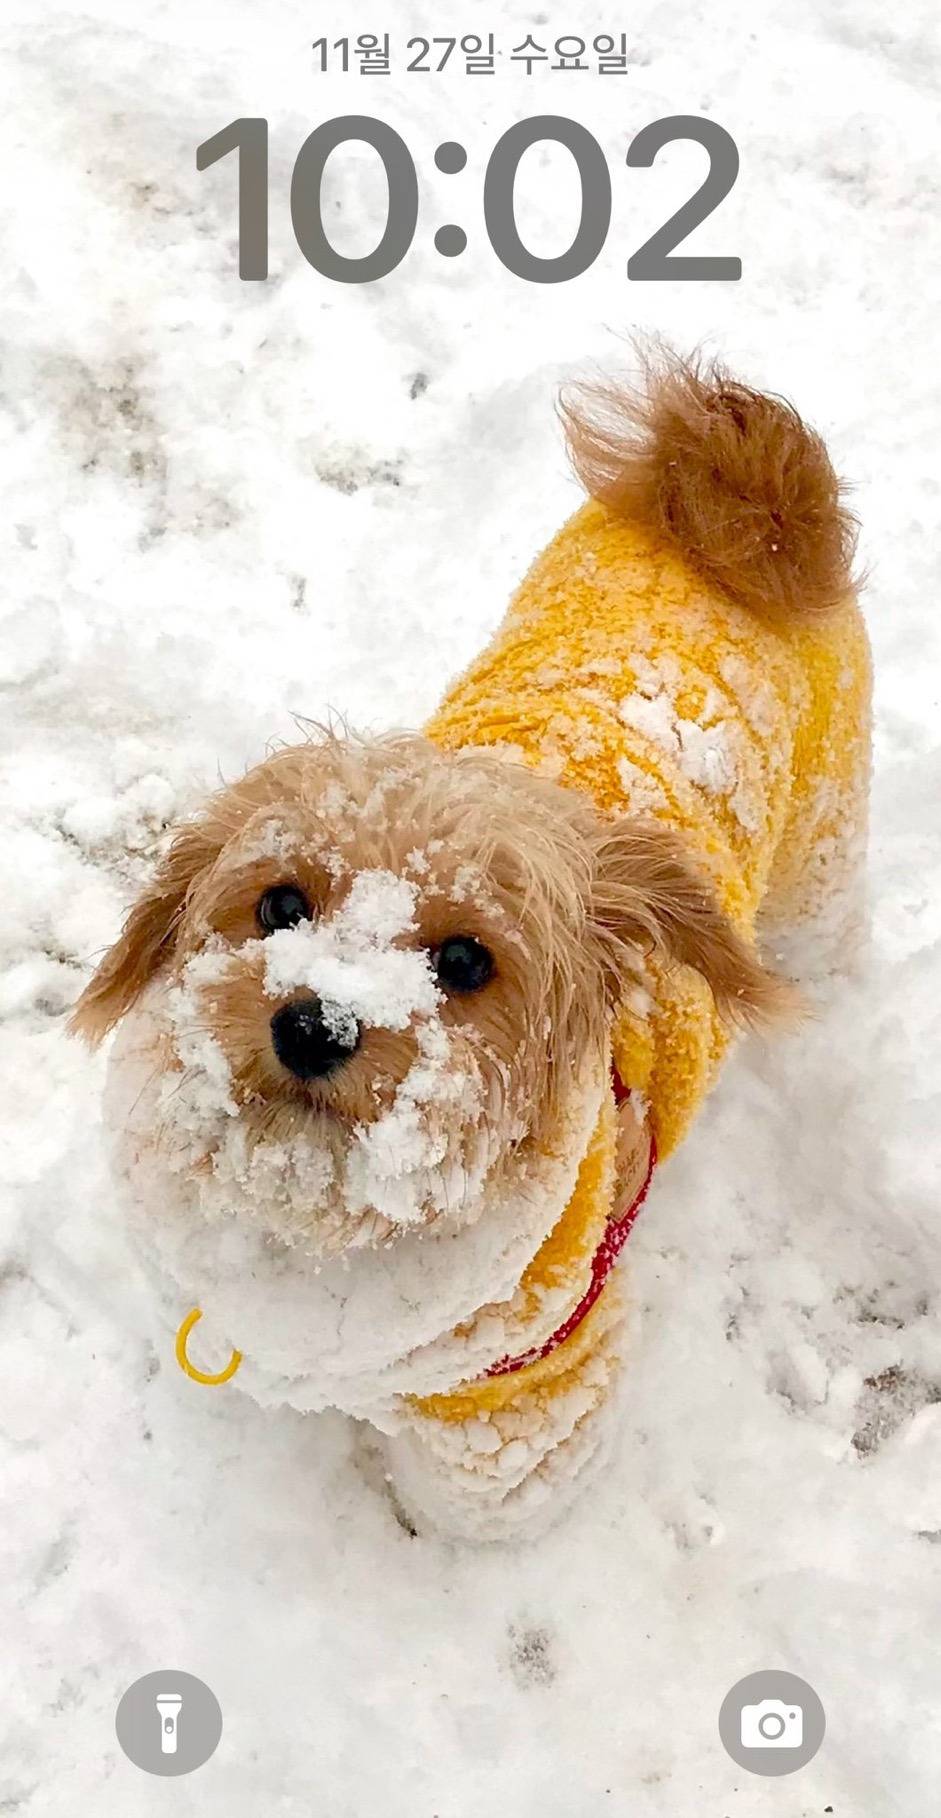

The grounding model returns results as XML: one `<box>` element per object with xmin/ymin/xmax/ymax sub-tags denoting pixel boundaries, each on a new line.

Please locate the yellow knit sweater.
<box><xmin>427</xmin><ymin>499</ymin><xmax>872</xmax><ymax>1160</ymax></box>
<box><xmin>407</xmin><ymin>501</ymin><xmax>870</xmax><ymax>1432</ymax></box>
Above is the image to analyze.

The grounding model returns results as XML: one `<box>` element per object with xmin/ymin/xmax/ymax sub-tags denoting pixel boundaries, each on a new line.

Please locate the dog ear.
<box><xmin>588</xmin><ymin>817</ymin><xmax>797</xmax><ymax>1029</ymax></box>
<box><xmin>70</xmin><ymin>820</ymin><xmax>220</xmax><ymax>1045</ymax></box>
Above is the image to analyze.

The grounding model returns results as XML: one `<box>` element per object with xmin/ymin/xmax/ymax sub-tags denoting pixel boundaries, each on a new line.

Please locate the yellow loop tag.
<box><xmin>175</xmin><ymin>1308</ymin><xmax>242</xmax><ymax>1386</ymax></box>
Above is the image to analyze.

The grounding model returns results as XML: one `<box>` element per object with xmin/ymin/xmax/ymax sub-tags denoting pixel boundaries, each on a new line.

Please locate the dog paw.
<box><xmin>350</xmin><ymin>1425</ymin><xmax>419</xmax><ymax>1535</ymax></box>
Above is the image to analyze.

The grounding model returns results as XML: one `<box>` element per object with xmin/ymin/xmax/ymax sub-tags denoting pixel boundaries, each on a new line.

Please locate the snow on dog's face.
<box><xmin>72</xmin><ymin>731</ymin><xmax>785</xmax><ymax>1254</ymax></box>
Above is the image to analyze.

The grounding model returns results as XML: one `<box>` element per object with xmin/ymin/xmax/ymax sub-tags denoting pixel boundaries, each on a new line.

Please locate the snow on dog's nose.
<box><xmin>270</xmin><ymin>996</ymin><xmax>361</xmax><ymax>1081</ymax></box>
<box><xmin>263</xmin><ymin>870</ymin><xmax>441</xmax><ymax>1037</ymax></box>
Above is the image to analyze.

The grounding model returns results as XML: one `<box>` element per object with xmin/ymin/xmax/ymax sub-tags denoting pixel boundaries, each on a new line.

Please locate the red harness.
<box><xmin>483</xmin><ymin>1069</ymin><xmax>657</xmax><ymax>1379</ymax></box>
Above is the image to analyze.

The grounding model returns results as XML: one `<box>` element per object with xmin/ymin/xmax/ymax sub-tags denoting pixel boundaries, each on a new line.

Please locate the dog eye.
<box><xmin>433</xmin><ymin>936</ymin><xmax>494</xmax><ymax>993</ymax></box>
<box><xmin>256</xmin><ymin>884</ymin><xmax>312</xmax><ymax>934</ymax></box>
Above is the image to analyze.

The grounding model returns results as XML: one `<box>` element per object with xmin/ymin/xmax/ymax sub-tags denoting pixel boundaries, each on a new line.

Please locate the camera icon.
<box><xmin>740</xmin><ymin>1699</ymin><xmax>803</xmax><ymax>1749</ymax></box>
<box><xmin>720</xmin><ymin>1672</ymin><xmax>822</xmax><ymax>1775</ymax></box>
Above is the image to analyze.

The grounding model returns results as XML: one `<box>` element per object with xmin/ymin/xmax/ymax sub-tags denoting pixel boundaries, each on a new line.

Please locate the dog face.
<box><xmin>72</xmin><ymin>731</ymin><xmax>786</xmax><ymax>1254</ymax></box>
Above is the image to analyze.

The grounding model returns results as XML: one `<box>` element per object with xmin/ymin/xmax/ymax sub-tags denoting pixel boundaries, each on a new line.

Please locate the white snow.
<box><xmin>618</xmin><ymin>677</ymin><xmax>762</xmax><ymax>830</ymax></box>
<box><xmin>263</xmin><ymin>869</ymin><xmax>437</xmax><ymax>1033</ymax></box>
<box><xmin>2</xmin><ymin>0</ymin><xmax>940</xmax><ymax>1811</ymax></box>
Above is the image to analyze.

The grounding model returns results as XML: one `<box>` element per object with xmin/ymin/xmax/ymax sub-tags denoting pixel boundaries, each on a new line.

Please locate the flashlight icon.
<box><xmin>156</xmin><ymin>1692</ymin><xmax>183</xmax><ymax>1755</ymax></box>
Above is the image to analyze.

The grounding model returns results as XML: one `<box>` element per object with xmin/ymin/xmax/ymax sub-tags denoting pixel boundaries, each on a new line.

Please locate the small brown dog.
<box><xmin>73</xmin><ymin>351</ymin><xmax>871</xmax><ymax>1538</ymax></box>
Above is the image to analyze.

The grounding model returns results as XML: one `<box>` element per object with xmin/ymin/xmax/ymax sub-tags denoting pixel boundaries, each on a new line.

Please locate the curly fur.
<box><xmin>559</xmin><ymin>343</ymin><xmax>859</xmax><ymax>622</ymax></box>
<box><xmin>70</xmin><ymin>730</ymin><xmax>786</xmax><ymax>1250</ymax></box>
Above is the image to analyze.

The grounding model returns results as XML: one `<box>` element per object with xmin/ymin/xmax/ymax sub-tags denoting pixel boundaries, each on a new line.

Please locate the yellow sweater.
<box><xmin>407</xmin><ymin>501</ymin><xmax>870</xmax><ymax>1433</ymax></box>
<box><xmin>427</xmin><ymin>499</ymin><xmax>872</xmax><ymax>1161</ymax></box>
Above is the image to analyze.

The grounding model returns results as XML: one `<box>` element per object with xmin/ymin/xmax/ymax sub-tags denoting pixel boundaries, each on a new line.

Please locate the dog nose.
<box><xmin>270</xmin><ymin>998</ymin><xmax>360</xmax><ymax>1081</ymax></box>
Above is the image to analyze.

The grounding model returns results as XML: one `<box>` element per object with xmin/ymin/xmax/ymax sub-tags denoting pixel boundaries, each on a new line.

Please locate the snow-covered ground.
<box><xmin>2</xmin><ymin>0</ymin><xmax>939</xmax><ymax>1811</ymax></box>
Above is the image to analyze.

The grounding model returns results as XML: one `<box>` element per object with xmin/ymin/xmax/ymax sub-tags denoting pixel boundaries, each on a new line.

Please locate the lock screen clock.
<box><xmin>197</xmin><ymin>113</ymin><xmax>741</xmax><ymax>284</ymax></box>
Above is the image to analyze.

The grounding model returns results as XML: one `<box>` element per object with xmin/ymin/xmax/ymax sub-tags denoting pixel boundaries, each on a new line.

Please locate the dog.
<box><xmin>72</xmin><ymin>349</ymin><xmax>871</xmax><ymax>1539</ymax></box>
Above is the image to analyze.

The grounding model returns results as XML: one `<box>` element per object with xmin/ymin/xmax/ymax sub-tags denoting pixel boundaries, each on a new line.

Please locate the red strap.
<box><xmin>611</xmin><ymin>1061</ymin><xmax>633</xmax><ymax>1106</ymax></box>
<box><xmin>483</xmin><ymin>1113</ymin><xmax>657</xmax><ymax>1381</ymax></box>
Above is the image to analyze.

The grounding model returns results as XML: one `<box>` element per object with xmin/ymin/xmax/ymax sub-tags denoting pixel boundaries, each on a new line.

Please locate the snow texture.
<box><xmin>2</xmin><ymin>0</ymin><xmax>940</xmax><ymax>1811</ymax></box>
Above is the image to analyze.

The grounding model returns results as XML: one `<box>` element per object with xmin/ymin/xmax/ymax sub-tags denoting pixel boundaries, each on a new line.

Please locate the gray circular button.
<box><xmin>116</xmin><ymin>1671</ymin><xmax>222</xmax><ymax>1775</ymax></box>
<box><xmin>719</xmin><ymin>1670</ymin><xmax>825</xmax><ymax>1775</ymax></box>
